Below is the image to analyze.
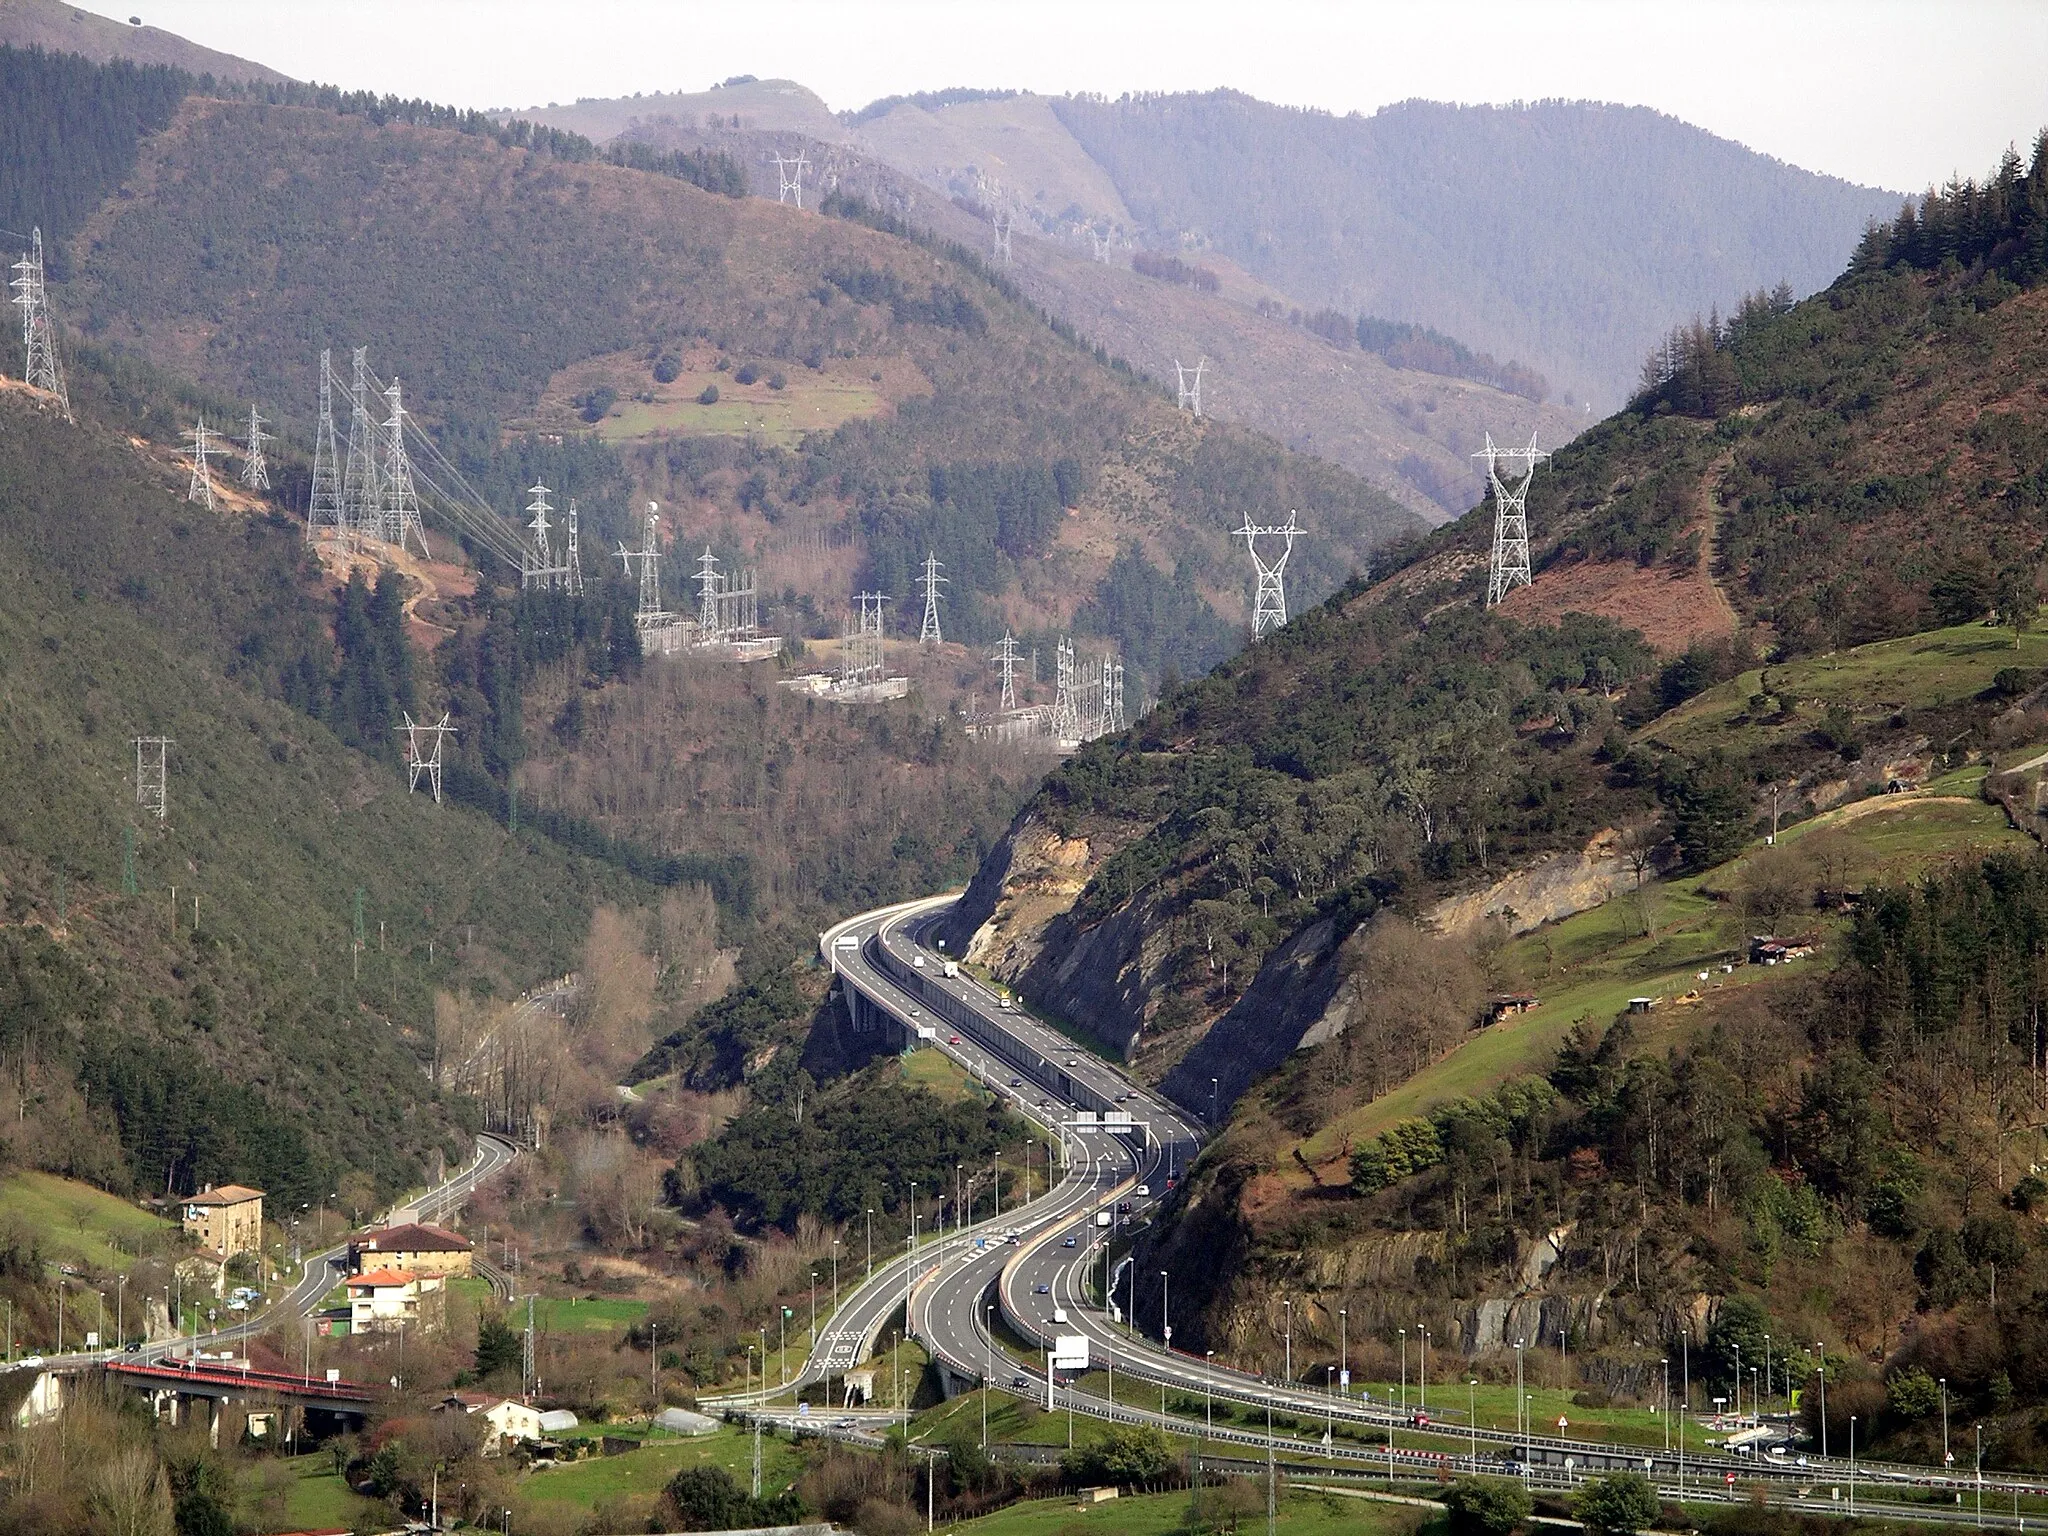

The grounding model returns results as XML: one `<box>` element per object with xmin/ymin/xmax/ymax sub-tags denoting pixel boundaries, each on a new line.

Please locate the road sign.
<box><xmin>1052</xmin><ymin>1335</ymin><xmax>1089</xmax><ymax>1370</ymax></box>
<box><xmin>1104</xmin><ymin>1110</ymin><xmax>1133</xmax><ymax>1129</ymax></box>
<box><xmin>1074</xmin><ymin>1111</ymin><xmax>1099</xmax><ymax>1127</ymax></box>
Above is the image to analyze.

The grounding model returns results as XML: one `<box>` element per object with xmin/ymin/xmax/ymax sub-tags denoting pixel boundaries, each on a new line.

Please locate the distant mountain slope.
<box><xmin>1047</xmin><ymin>93</ymin><xmax>1902</xmax><ymax>409</ymax></box>
<box><xmin>0</xmin><ymin>0</ymin><xmax>285</xmax><ymax>83</ymax></box>
<box><xmin>561</xmin><ymin>105</ymin><xmax>1578</xmax><ymax>521</ymax></box>
<box><xmin>55</xmin><ymin>87</ymin><xmax>1419</xmax><ymax>680</ymax></box>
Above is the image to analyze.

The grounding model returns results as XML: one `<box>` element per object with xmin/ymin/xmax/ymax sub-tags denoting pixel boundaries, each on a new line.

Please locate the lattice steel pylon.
<box><xmin>990</xmin><ymin>633</ymin><xmax>1022</xmax><ymax>712</ymax></box>
<box><xmin>522</xmin><ymin>481</ymin><xmax>554</xmax><ymax>589</ymax></box>
<box><xmin>381</xmin><ymin>378</ymin><xmax>430</xmax><ymax>558</ymax></box>
<box><xmin>239</xmin><ymin>403</ymin><xmax>272</xmax><ymax>491</ymax></box>
<box><xmin>563</xmin><ymin>498</ymin><xmax>584</xmax><ymax>596</ymax></box>
<box><xmin>1175</xmin><ymin>356</ymin><xmax>1206</xmax><ymax>417</ymax></box>
<box><xmin>696</xmin><ymin>546</ymin><xmax>723</xmax><ymax>640</ymax></box>
<box><xmin>1051</xmin><ymin>637</ymin><xmax>1079</xmax><ymax>740</ymax></box>
<box><xmin>1097</xmin><ymin>654</ymin><xmax>1126</xmax><ymax>736</ymax></box>
<box><xmin>773</xmin><ymin>149</ymin><xmax>809</xmax><ymax>209</ymax></box>
<box><xmin>183</xmin><ymin>417</ymin><xmax>220</xmax><ymax>509</ymax></box>
<box><xmin>1089</xmin><ymin>228</ymin><xmax>1112</xmax><ymax>264</ymax></box>
<box><xmin>1234</xmin><ymin>512</ymin><xmax>1304</xmax><ymax>640</ymax></box>
<box><xmin>615</xmin><ymin>503</ymin><xmax>669</xmax><ymax>627</ymax></box>
<box><xmin>842</xmin><ymin>592</ymin><xmax>890</xmax><ymax>685</ymax></box>
<box><xmin>308</xmin><ymin>350</ymin><xmax>342</xmax><ymax>543</ymax></box>
<box><xmin>991</xmin><ymin>211</ymin><xmax>1014</xmax><ymax>265</ymax></box>
<box><xmin>1476</xmin><ymin>432</ymin><xmax>1548</xmax><ymax>607</ymax></box>
<box><xmin>341</xmin><ymin>348</ymin><xmax>381</xmax><ymax>544</ymax></box>
<box><xmin>917</xmin><ymin>552</ymin><xmax>946</xmax><ymax>646</ymax></box>
<box><xmin>133</xmin><ymin>735</ymin><xmax>173</xmax><ymax>823</ymax></box>
<box><xmin>10</xmin><ymin>227</ymin><xmax>70</xmax><ymax>420</ymax></box>
<box><xmin>399</xmin><ymin>711</ymin><xmax>456</xmax><ymax>803</ymax></box>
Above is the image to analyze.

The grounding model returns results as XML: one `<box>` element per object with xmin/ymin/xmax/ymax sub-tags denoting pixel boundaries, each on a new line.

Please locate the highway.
<box><xmin>724</xmin><ymin>892</ymin><xmax>2048</xmax><ymax>1523</ymax></box>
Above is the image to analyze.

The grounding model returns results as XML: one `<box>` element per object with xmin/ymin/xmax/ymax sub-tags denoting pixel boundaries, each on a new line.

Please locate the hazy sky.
<box><xmin>88</xmin><ymin>0</ymin><xmax>2046</xmax><ymax>193</ymax></box>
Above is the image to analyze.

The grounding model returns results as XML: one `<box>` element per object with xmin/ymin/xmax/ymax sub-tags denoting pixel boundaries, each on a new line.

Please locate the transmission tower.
<box><xmin>990</xmin><ymin>633</ymin><xmax>1022</xmax><ymax>713</ymax></box>
<box><xmin>133</xmin><ymin>736</ymin><xmax>173</xmax><ymax>823</ymax></box>
<box><xmin>1089</xmin><ymin>227</ymin><xmax>1112</xmax><ymax>264</ymax></box>
<box><xmin>1234</xmin><ymin>512</ymin><xmax>1304</xmax><ymax>640</ymax></box>
<box><xmin>917</xmin><ymin>552</ymin><xmax>946</xmax><ymax>646</ymax></box>
<box><xmin>10</xmin><ymin>227</ymin><xmax>70</xmax><ymax>420</ymax></box>
<box><xmin>991</xmin><ymin>211</ymin><xmax>1014</xmax><ymax>265</ymax></box>
<box><xmin>696</xmin><ymin>546</ymin><xmax>723</xmax><ymax>641</ymax></box>
<box><xmin>1175</xmin><ymin>357</ymin><xmax>1207</xmax><ymax>417</ymax></box>
<box><xmin>1051</xmin><ymin>638</ymin><xmax>1079</xmax><ymax>740</ymax></box>
<box><xmin>308</xmin><ymin>349</ymin><xmax>342</xmax><ymax>544</ymax></box>
<box><xmin>1476</xmin><ymin>432</ymin><xmax>1548</xmax><ymax>607</ymax></box>
<box><xmin>183</xmin><ymin>418</ymin><xmax>220</xmax><ymax>509</ymax></box>
<box><xmin>522</xmin><ymin>481</ymin><xmax>555</xmax><ymax>590</ymax></box>
<box><xmin>563</xmin><ymin>498</ymin><xmax>584</xmax><ymax>596</ymax></box>
<box><xmin>773</xmin><ymin>149</ymin><xmax>809</xmax><ymax>209</ymax></box>
<box><xmin>238</xmin><ymin>403</ymin><xmax>272</xmax><ymax>491</ymax></box>
<box><xmin>615</xmin><ymin>503</ymin><xmax>669</xmax><ymax>627</ymax></box>
<box><xmin>399</xmin><ymin>712</ymin><xmax>456</xmax><ymax>803</ymax></box>
<box><xmin>1097</xmin><ymin>654</ymin><xmax>1126</xmax><ymax>736</ymax></box>
<box><xmin>381</xmin><ymin>379</ymin><xmax>430</xmax><ymax>558</ymax></box>
<box><xmin>341</xmin><ymin>348</ymin><xmax>381</xmax><ymax>544</ymax></box>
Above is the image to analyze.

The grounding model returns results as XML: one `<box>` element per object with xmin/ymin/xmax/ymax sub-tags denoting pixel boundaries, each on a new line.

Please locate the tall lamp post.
<box><xmin>1339</xmin><ymin>1308</ymin><xmax>1348</xmax><ymax>1401</ymax></box>
<box><xmin>1815</xmin><ymin>1346</ymin><xmax>1829</xmax><ymax>1461</ymax></box>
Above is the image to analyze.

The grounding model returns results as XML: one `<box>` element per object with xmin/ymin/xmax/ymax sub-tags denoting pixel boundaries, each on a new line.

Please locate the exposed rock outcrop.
<box><xmin>1160</xmin><ymin>918</ymin><xmax>1349</xmax><ymax>1118</ymax></box>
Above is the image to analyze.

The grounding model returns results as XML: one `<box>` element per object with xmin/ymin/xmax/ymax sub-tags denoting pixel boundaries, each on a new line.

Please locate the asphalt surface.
<box><xmin>738</xmin><ymin>892</ymin><xmax>2048</xmax><ymax>1519</ymax></box>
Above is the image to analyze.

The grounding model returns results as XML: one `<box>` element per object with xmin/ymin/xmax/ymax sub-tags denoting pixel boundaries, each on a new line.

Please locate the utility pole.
<box><xmin>1176</xmin><ymin>356</ymin><xmax>1207</xmax><ymax>417</ymax></box>
<box><xmin>10</xmin><ymin>227</ymin><xmax>70</xmax><ymax>420</ymax></box>
<box><xmin>696</xmin><ymin>546</ymin><xmax>724</xmax><ymax>642</ymax></box>
<box><xmin>917</xmin><ymin>552</ymin><xmax>946</xmax><ymax>646</ymax></box>
<box><xmin>239</xmin><ymin>404</ymin><xmax>272</xmax><ymax>491</ymax></box>
<box><xmin>615</xmin><ymin>503</ymin><xmax>671</xmax><ymax>631</ymax></box>
<box><xmin>773</xmin><ymin>149</ymin><xmax>809</xmax><ymax>209</ymax></box>
<box><xmin>1234</xmin><ymin>513</ymin><xmax>1304</xmax><ymax>639</ymax></box>
<box><xmin>309</xmin><ymin>349</ymin><xmax>342</xmax><ymax>544</ymax></box>
<box><xmin>522</xmin><ymin>481</ymin><xmax>555</xmax><ymax>590</ymax></box>
<box><xmin>133</xmin><ymin>736</ymin><xmax>173</xmax><ymax>823</ymax></box>
<box><xmin>1052</xmin><ymin>637</ymin><xmax>1079</xmax><ymax>741</ymax></box>
<box><xmin>183</xmin><ymin>418</ymin><xmax>220</xmax><ymax>509</ymax></box>
<box><xmin>1475</xmin><ymin>432</ymin><xmax>1547</xmax><ymax>607</ymax></box>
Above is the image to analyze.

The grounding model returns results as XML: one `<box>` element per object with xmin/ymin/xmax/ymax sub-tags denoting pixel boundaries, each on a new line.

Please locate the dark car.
<box><xmin>1034</xmin><ymin>1283</ymin><xmax>1051</xmax><ymax>1294</ymax></box>
<box><xmin>1009</xmin><ymin>1077</ymin><xmax>1023</xmax><ymax>1088</ymax></box>
<box><xmin>1062</xmin><ymin>1236</ymin><xmax>1078</xmax><ymax>1248</ymax></box>
<box><xmin>1011</xmin><ymin>1375</ymin><xmax>1029</xmax><ymax>1390</ymax></box>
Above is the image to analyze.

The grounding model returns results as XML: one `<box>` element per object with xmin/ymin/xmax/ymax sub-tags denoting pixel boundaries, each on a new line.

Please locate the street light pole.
<box><xmin>1399</xmin><ymin>1328</ymin><xmax>1407</xmax><ymax>1416</ymax></box>
<box><xmin>1661</xmin><ymin>1359</ymin><xmax>1670</xmax><ymax>1451</ymax></box>
<box><xmin>865</xmin><ymin>1209</ymin><xmax>874</xmax><ymax>1280</ymax></box>
<box><xmin>1849</xmin><ymin>1416</ymin><xmax>1857</xmax><ymax>1517</ymax></box>
<box><xmin>1283</xmin><ymin>1299</ymin><xmax>1292</xmax><ymax>1383</ymax></box>
<box><xmin>1339</xmin><ymin>1308</ymin><xmax>1347</xmax><ymax>1401</ymax></box>
<box><xmin>1816</xmin><ymin>1346</ymin><xmax>1828</xmax><ymax>1461</ymax></box>
<box><xmin>1941</xmin><ymin>1378</ymin><xmax>1951</xmax><ymax>1468</ymax></box>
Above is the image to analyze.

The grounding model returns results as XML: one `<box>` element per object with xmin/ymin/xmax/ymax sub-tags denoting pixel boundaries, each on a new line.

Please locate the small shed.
<box><xmin>538</xmin><ymin>1408</ymin><xmax>579</xmax><ymax>1434</ymax></box>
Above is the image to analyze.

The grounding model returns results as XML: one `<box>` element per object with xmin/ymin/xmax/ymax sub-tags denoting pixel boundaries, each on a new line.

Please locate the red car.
<box><xmin>948</xmin><ymin>1035</ymin><xmax>961</xmax><ymax>1045</ymax></box>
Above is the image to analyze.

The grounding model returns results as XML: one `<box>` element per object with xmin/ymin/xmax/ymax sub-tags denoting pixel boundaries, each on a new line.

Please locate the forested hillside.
<box><xmin>42</xmin><ymin>65</ymin><xmax>1418</xmax><ymax>673</ymax></box>
<box><xmin>0</xmin><ymin>363</ymin><xmax>643</xmax><ymax>1204</ymax></box>
<box><xmin>944</xmin><ymin>135</ymin><xmax>2048</xmax><ymax>1458</ymax></box>
<box><xmin>1046</xmin><ymin>93</ymin><xmax>1900</xmax><ymax>408</ymax></box>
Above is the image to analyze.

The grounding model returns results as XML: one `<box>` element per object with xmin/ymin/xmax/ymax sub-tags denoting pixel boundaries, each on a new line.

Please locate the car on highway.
<box><xmin>1136</xmin><ymin>1185</ymin><xmax>1150</xmax><ymax>1197</ymax></box>
<box><xmin>1117</xmin><ymin>1201</ymin><xmax>1133</xmax><ymax>1214</ymax></box>
<box><xmin>1062</xmin><ymin>1236</ymin><xmax>1077</xmax><ymax>1248</ymax></box>
<box><xmin>1034</xmin><ymin>1284</ymin><xmax>1051</xmax><ymax>1294</ymax></box>
<box><xmin>1065</xmin><ymin>1057</ymin><xmax>1078</xmax><ymax>1067</ymax></box>
<box><xmin>948</xmin><ymin>1035</ymin><xmax>961</xmax><ymax>1045</ymax></box>
<box><xmin>1009</xmin><ymin>1077</ymin><xmax>1023</xmax><ymax>1088</ymax></box>
<box><xmin>1011</xmin><ymin>1375</ymin><xmax>1029</xmax><ymax>1390</ymax></box>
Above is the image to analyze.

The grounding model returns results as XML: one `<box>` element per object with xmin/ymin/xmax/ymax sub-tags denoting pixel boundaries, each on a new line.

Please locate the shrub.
<box><xmin>577</xmin><ymin>384</ymin><xmax>617</xmax><ymax>423</ymax></box>
<box><xmin>1444</xmin><ymin>1475</ymin><xmax>1534</xmax><ymax>1536</ymax></box>
<box><xmin>698</xmin><ymin>384</ymin><xmax>720</xmax><ymax>405</ymax></box>
<box><xmin>734</xmin><ymin>362</ymin><xmax>760</xmax><ymax>385</ymax></box>
<box><xmin>768</xmin><ymin>370</ymin><xmax>787</xmax><ymax>391</ymax></box>
<box><xmin>653</xmin><ymin>354</ymin><xmax>681</xmax><ymax>383</ymax></box>
<box><xmin>1885</xmin><ymin>1366</ymin><xmax>1940</xmax><ymax>1421</ymax></box>
<box><xmin>1575</xmin><ymin>1473</ymin><xmax>1659</xmax><ymax>1536</ymax></box>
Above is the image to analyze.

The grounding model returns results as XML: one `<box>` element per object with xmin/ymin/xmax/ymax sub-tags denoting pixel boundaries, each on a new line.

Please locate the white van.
<box><xmin>1052</xmin><ymin>1307</ymin><xmax>1068</xmax><ymax>1325</ymax></box>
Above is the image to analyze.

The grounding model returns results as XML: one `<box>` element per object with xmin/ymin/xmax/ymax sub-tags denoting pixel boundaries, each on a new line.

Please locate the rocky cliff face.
<box><xmin>1160</xmin><ymin>918</ymin><xmax>1349</xmax><ymax>1120</ymax></box>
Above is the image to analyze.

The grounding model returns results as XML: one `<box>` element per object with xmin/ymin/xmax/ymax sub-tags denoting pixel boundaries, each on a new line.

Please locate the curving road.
<box><xmin>718</xmin><ymin>893</ymin><xmax>2048</xmax><ymax>1524</ymax></box>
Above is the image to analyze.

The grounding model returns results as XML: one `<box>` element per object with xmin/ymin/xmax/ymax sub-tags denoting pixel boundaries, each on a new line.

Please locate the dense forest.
<box><xmin>1047</xmin><ymin>92</ymin><xmax>1898</xmax><ymax>407</ymax></box>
